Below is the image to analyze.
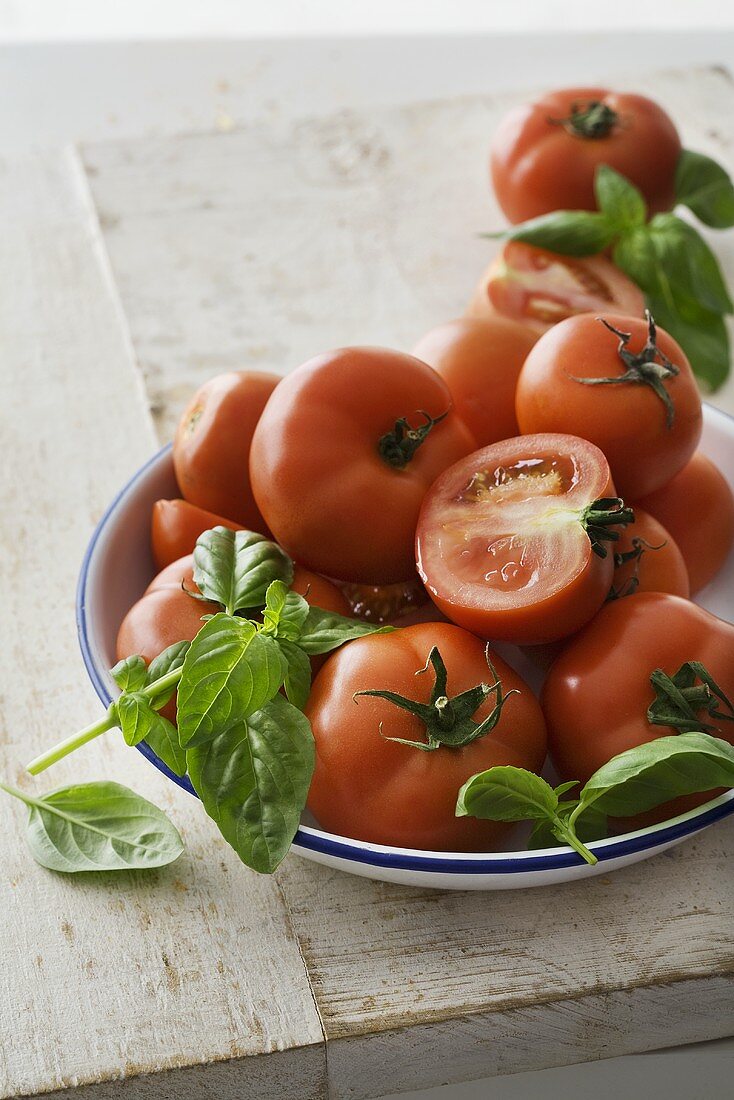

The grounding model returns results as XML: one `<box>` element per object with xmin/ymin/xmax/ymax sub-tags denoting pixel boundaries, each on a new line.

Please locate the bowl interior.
<box><xmin>78</xmin><ymin>407</ymin><xmax>734</xmax><ymax>862</ymax></box>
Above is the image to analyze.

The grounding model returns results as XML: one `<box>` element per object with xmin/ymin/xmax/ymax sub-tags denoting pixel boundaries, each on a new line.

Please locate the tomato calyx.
<box><xmin>547</xmin><ymin>99</ymin><xmax>620</xmax><ymax>140</ymax></box>
<box><xmin>568</xmin><ymin>312</ymin><xmax>680</xmax><ymax>429</ymax></box>
<box><xmin>607</xmin><ymin>536</ymin><xmax>666</xmax><ymax>600</ymax></box>
<box><xmin>648</xmin><ymin>660</ymin><xmax>734</xmax><ymax>735</ymax></box>
<box><xmin>378</xmin><ymin>410</ymin><xmax>448</xmax><ymax>470</ymax></box>
<box><xmin>580</xmin><ymin>497</ymin><xmax>635</xmax><ymax>559</ymax></box>
<box><xmin>354</xmin><ymin>645</ymin><xmax>518</xmax><ymax>752</ymax></box>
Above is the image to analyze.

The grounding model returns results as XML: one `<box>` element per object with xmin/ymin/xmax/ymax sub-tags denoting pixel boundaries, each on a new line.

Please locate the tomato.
<box><xmin>338</xmin><ymin>576</ymin><xmax>428</xmax><ymax>624</ymax></box>
<box><xmin>543</xmin><ymin>593</ymin><xmax>734</xmax><ymax>822</ymax></box>
<box><xmin>411</xmin><ymin>315</ymin><xmax>537</xmax><ymax>447</ymax></box>
<box><xmin>173</xmin><ymin>370</ymin><xmax>279</xmax><ymax>530</ymax></box>
<box><xmin>151</xmin><ymin>499</ymin><xmax>242</xmax><ymax>570</ymax></box>
<box><xmin>305</xmin><ymin>622</ymin><xmax>547</xmax><ymax>850</ymax></box>
<box><xmin>491</xmin><ymin>88</ymin><xmax>681</xmax><ymax>223</ymax></box>
<box><xmin>516</xmin><ymin>312</ymin><xmax>702</xmax><ymax>499</ymax></box>
<box><xmin>610</xmin><ymin>507</ymin><xmax>689</xmax><ymax>600</ymax></box>
<box><xmin>635</xmin><ymin>452</ymin><xmax>734</xmax><ymax>594</ymax></box>
<box><xmin>416</xmin><ymin>433</ymin><xmax>629</xmax><ymax>645</ymax></box>
<box><xmin>250</xmin><ymin>347</ymin><xmax>476</xmax><ymax>584</ymax></box>
<box><xmin>467</xmin><ymin>242</ymin><xmax>645</xmax><ymax>335</ymax></box>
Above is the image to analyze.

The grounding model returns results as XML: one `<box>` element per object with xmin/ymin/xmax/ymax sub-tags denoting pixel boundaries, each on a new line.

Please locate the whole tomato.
<box><xmin>411</xmin><ymin>316</ymin><xmax>537</xmax><ymax>447</ymax></box>
<box><xmin>515</xmin><ymin>312</ymin><xmax>702</xmax><ymax>499</ymax></box>
<box><xmin>491</xmin><ymin>87</ymin><xmax>681</xmax><ymax>223</ymax></box>
<box><xmin>416</xmin><ymin>432</ymin><xmax>627</xmax><ymax>645</ymax></box>
<box><xmin>250</xmin><ymin>347</ymin><xmax>476</xmax><ymax>584</ymax></box>
<box><xmin>543</xmin><ymin>593</ymin><xmax>734</xmax><ymax>822</ymax></box>
<box><xmin>151</xmin><ymin>499</ymin><xmax>241</xmax><ymax>570</ymax></box>
<box><xmin>467</xmin><ymin>243</ymin><xmax>645</xmax><ymax>335</ymax></box>
<box><xmin>635</xmin><ymin>451</ymin><xmax>734</xmax><ymax>594</ymax></box>
<box><xmin>173</xmin><ymin>370</ymin><xmax>279</xmax><ymax>530</ymax></box>
<box><xmin>305</xmin><ymin>623</ymin><xmax>547</xmax><ymax>850</ymax></box>
<box><xmin>610</xmin><ymin>507</ymin><xmax>689</xmax><ymax>600</ymax></box>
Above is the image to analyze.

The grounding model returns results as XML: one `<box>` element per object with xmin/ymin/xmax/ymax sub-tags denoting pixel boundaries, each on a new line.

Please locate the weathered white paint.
<box><xmin>0</xmin><ymin>149</ymin><xmax>324</xmax><ymax>1100</ymax></box>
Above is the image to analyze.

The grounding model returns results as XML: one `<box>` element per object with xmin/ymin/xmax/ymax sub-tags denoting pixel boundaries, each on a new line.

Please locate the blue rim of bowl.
<box><xmin>76</xmin><ymin>410</ymin><xmax>734</xmax><ymax>875</ymax></box>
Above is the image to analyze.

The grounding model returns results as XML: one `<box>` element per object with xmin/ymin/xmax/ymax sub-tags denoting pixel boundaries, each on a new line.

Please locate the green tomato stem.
<box><xmin>26</xmin><ymin>667</ymin><xmax>183</xmax><ymax>775</ymax></box>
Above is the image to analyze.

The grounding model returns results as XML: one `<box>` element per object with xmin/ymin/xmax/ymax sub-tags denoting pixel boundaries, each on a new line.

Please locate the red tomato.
<box><xmin>491</xmin><ymin>87</ymin><xmax>681</xmax><ymax>223</ymax></box>
<box><xmin>151</xmin><ymin>499</ymin><xmax>242</xmax><ymax>570</ymax></box>
<box><xmin>338</xmin><ymin>576</ymin><xmax>429</xmax><ymax>624</ymax></box>
<box><xmin>516</xmin><ymin>312</ymin><xmax>702</xmax><ymax>499</ymax></box>
<box><xmin>610</xmin><ymin>507</ymin><xmax>689</xmax><ymax>600</ymax></box>
<box><xmin>543</xmin><ymin>593</ymin><xmax>734</xmax><ymax>821</ymax></box>
<box><xmin>306</xmin><ymin>623</ymin><xmax>547</xmax><ymax>850</ymax></box>
<box><xmin>635</xmin><ymin>452</ymin><xmax>734</xmax><ymax>594</ymax></box>
<box><xmin>416</xmin><ymin>433</ymin><xmax>627</xmax><ymax>645</ymax></box>
<box><xmin>468</xmin><ymin>243</ymin><xmax>645</xmax><ymax>335</ymax></box>
<box><xmin>250</xmin><ymin>347</ymin><xmax>476</xmax><ymax>584</ymax></box>
<box><xmin>173</xmin><ymin>370</ymin><xmax>279</xmax><ymax>530</ymax></box>
<box><xmin>411</xmin><ymin>316</ymin><xmax>537</xmax><ymax>447</ymax></box>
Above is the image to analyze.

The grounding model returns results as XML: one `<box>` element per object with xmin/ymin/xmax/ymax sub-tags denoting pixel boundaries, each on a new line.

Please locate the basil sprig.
<box><xmin>19</xmin><ymin>527</ymin><xmax>389</xmax><ymax>876</ymax></box>
<box><xmin>492</xmin><ymin>160</ymin><xmax>734</xmax><ymax>389</ymax></box>
<box><xmin>457</xmin><ymin>733</ymin><xmax>734</xmax><ymax>865</ymax></box>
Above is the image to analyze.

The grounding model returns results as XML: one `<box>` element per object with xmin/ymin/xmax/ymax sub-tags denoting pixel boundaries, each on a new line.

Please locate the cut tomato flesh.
<box><xmin>416</xmin><ymin>434</ymin><xmax>616</xmax><ymax>643</ymax></box>
<box><xmin>489</xmin><ymin>243</ymin><xmax>614</xmax><ymax>326</ymax></box>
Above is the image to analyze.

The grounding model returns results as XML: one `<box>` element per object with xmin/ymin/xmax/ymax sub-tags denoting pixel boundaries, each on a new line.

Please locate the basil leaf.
<box><xmin>186</xmin><ymin>695</ymin><xmax>314</xmax><ymax>874</ymax></box>
<box><xmin>298</xmin><ymin>607</ymin><xmax>393</xmax><ymax>655</ymax></box>
<box><xmin>506</xmin><ymin>210</ymin><xmax>617</xmax><ymax>257</ymax></box>
<box><xmin>261</xmin><ymin>580</ymin><xmax>310</xmax><ymax>641</ymax></box>
<box><xmin>110</xmin><ymin>656</ymin><xmax>147</xmax><ymax>693</ymax></box>
<box><xmin>143</xmin><ymin>716</ymin><xmax>187</xmax><ymax>777</ymax></box>
<box><xmin>647</xmin><ymin>214</ymin><xmax>732</xmax><ymax>314</ymax></box>
<box><xmin>177</xmin><ymin>614</ymin><xmax>287</xmax><ymax>749</ymax></box>
<box><xmin>577</xmin><ymin>732</ymin><xmax>734</xmax><ymax>818</ymax></box>
<box><xmin>193</xmin><ymin>527</ymin><xmax>293</xmax><ymax>615</ymax></box>
<box><xmin>278</xmin><ymin>639</ymin><xmax>312</xmax><ymax>710</ymax></box>
<box><xmin>595</xmin><ymin>165</ymin><xmax>647</xmax><ymax>230</ymax></box>
<box><xmin>456</xmin><ymin>766</ymin><xmax>558</xmax><ymax>821</ymax></box>
<box><xmin>146</xmin><ymin>641</ymin><xmax>191</xmax><ymax>705</ymax></box>
<box><xmin>675</xmin><ymin>148</ymin><xmax>734</xmax><ymax>229</ymax></box>
<box><xmin>116</xmin><ymin>692</ymin><xmax>159</xmax><ymax>747</ymax></box>
<box><xmin>0</xmin><ymin>780</ymin><xmax>184</xmax><ymax>873</ymax></box>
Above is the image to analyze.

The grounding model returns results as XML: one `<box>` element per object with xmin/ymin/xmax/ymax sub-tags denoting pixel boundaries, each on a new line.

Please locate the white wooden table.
<box><xmin>1</xmin><ymin>57</ymin><xmax>733</xmax><ymax>1100</ymax></box>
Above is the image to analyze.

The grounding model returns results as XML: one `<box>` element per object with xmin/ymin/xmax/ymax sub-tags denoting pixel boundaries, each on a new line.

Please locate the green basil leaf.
<box><xmin>675</xmin><ymin>148</ymin><xmax>734</xmax><ymax>228</ymax></box>
<box><xmin>177</xmin><ymin>614</ymin><xmax>287</xmax><ymax>748</ymax></box>
<box><xmin>193</xmin><ymin>527</ymin><xmax>293</xmax><ymax>615</ymax></box>
<box><xmin>110</xmin><ymin>655</ymin><xmax>147</xmax><ymax>693</ymax></box>
<box><xmin>146</xmin><ymin>641</ymin><xmax>191</xmax><ymax>706</ymax></box>
<box><xmin>506</xmin><ymin>210</ymin><xmax>617</xmax><ymax>257</ymax></box>
<box><xmin>456</xmin><ymin>766</ymin><xmax>558</xmax><ymax>821</ymax></box>
<box><xmin>186</xmin><ymin>695</ymin><xmax>314</xmax><ymax>874</ymax></box>
<box><xmin>261</xmin><ymin>580</ymin><xmax>310</xmax><ymax>641</ymax></box>
<box><xmin>115</xmin><ymin>692</ymin><xmax>159</xmax><ymax>747</ymax></box>
<box><xmin>278</xmin><ymin>639</ymin><xmax>312</xmax><ymax>710</ymax></box>
<box><xmin>143</xmin><ymin>716</ymin><xmax>187</xmax><ymax>777</ymax></box>
<box><xmin>528</xmin><ymin>798</ymin><xmax>607</xmax><ymax>850</ymax></box>
<box><xmin>298</xmin><ymin>607</ymin><xmax>393</xmax><ymax>655</ymax></box>
<box><xmin>6</xmin><ymin>780</ymin><xmax>184</xmax><ymax>873</ymax></box>
<box><xmin>594</xmin><ymin>165</ymin><xmax>647</xmax><ymax>230</ymax></box>
<box><xmin>647</xmin><ymin>214</ymin><xmax>732</xmax><ymax>314</ymax></box>
<box><xmin>578</xmin><ymin>732</ymin><xmax>734</xmax><ymax>817</ymax></box>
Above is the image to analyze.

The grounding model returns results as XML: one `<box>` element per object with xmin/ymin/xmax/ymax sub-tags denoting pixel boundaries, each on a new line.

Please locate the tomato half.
<box><xmin>635</xmin><ymin>451</ymin><xmax>734</xmax><ymax>594</ymax></box>
<box><xmin>305</xmin><ymin>622</ymin><xmax>547</xmax><ymax>850</ymax></box>
<box><xmin>516</xmin><ymin>312</ymin><xmax>702</xmax><ymax>499</ymax></box>
<box><xmin>610</xmin><ymin>507</ymin><xmax>689</xmax><ymax>600</ymax></box>
<box><xmin>151</xmin><ymin>499</ymin><xmax>242</xmax><ymax>570</ymax></box>
<box><xmin>411</xmin><ymin>315</ymin><xmax>537</xmax><ymax>446</ymax></box>
<box><xmin>490</xmin><ymin>87</ymin><xmax>681</xmax><ymax>223</ymax></box>
<box><xmin>467</xmin><ymin>243</ymin><xmax>645</xmax><ymax>335</ymax></box>
<box><xmin>173</xmin><ymin>370</ymin><xmax>279</xmax><ymax>530</ymax></box>
<box><xmin>543</xmin><ymin>594</ymin><xmax>734</xmax><ymax>820</ymax></box>
<box><xmin>250</xmin><ymin>347</ymin><xmax>476</xmax><ymax>584</ymax></box>
<box><xmin>416</xmin><ymin>433</ymin><xmax>627</xmax><ymax>644</ymax></box>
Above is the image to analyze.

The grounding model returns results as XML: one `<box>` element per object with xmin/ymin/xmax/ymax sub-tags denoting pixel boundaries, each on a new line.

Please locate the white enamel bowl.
<box><xmin>78</xmin><ymin>405</ymin><xmax>734</xmax><ymax>889</ymax></box>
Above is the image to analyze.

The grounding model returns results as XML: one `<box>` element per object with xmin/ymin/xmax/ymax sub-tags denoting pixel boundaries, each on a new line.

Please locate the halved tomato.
<box><xmin>416</xmin><ymin>433</ymin><xmax>631</xmax><ymax>644</ymax></box>
<box><xmin>467</xmin><ymin>242</ymin><xmax>645</xmax><ymax>335</ymax></box>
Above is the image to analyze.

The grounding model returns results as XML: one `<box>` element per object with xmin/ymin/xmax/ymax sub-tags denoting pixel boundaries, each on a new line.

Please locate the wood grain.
<box><xmin>0</xmin><ymin>149</ymin><xmax>324</xmax><ymax>1099</ymax></box>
